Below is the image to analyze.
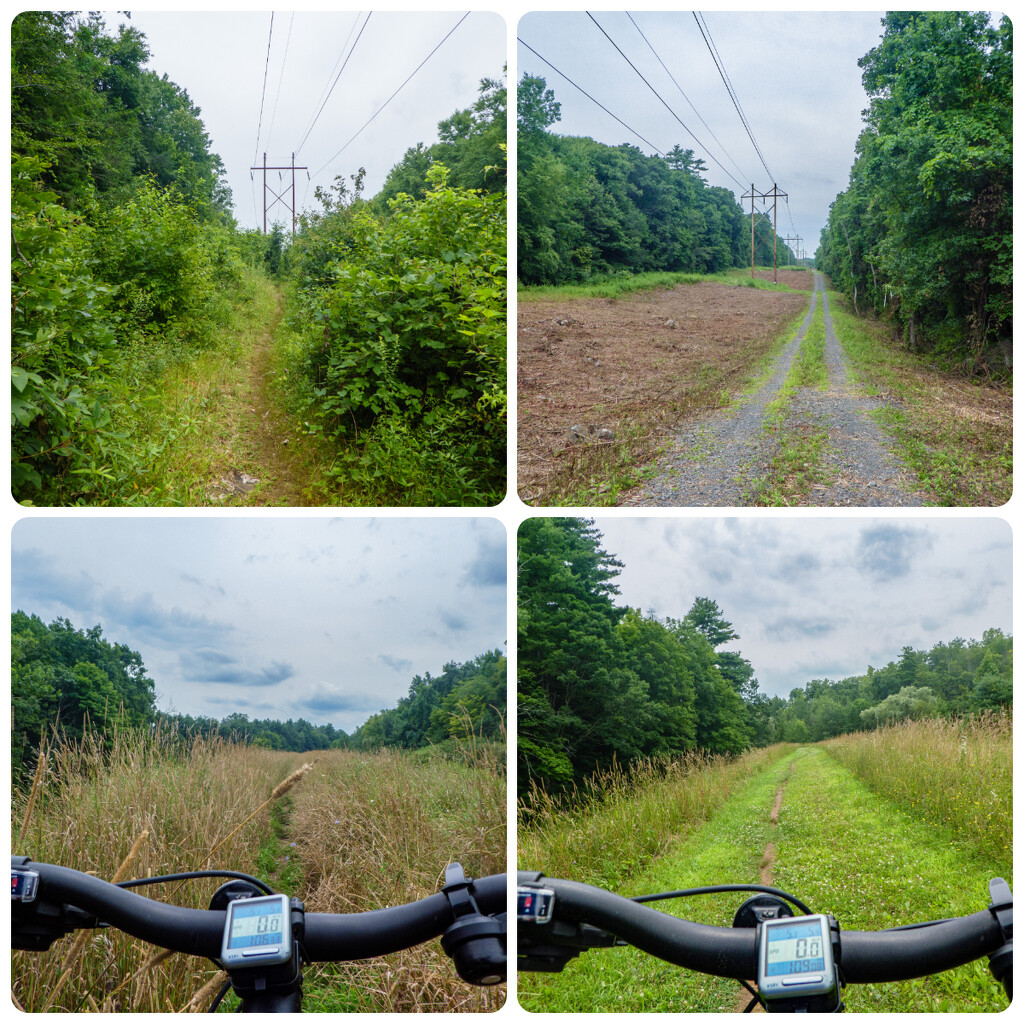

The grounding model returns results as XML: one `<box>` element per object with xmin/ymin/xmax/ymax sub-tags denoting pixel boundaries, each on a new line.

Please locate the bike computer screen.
<box><xmin>221</xmin><ymin>894</ymin><xmax>292</xmax><ymax>969</ymax></box>
<box><xmin>757</xmin><ymin>914</ymin><xmax>837</xmax><ymax>1007</ymax></box>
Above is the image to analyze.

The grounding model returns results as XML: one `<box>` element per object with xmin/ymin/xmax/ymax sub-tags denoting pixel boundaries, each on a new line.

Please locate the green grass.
<box><xmin>520</xmin><ymin>742</ymin><xmax>1010</xmax><ymax>1013</ymax></box>
<box><xmin>519</xmin><ymin>748</ymin><xmax>792</xmax><ymax>892</ymax></box>
<box><xmin>822</xmin><ymin>713</ymin><xmax>1011</xmax><ymax>868</ymax></box>
<box><xmin>49</xmin><ymin>267</ymin><xmax>289</xmax><ymax>505</ymax></box>
<box><xmin>519</xmin><ymin>755</ymin><xmax>793</xmax><ymax>1012</ymax></box>
<box><xmin>751</xmin><ymin>426</ymin><xmax>834</xmax><ymax>506</ymax></box>
<box><xmin>747</xmin><ymin>301</ymin><xmax>835</xmax><ymax>505</ymax></box>
<box><xmin>826</xmin><ymin>292</ymin><xmax>1012</xmax><ymax>506</ymax></box>
<box><xmin>518</xmin><ymin>266</ymin><xmax>805</xmax><ymax>302</ymax></box>
<box><xmin>772</xmin><ymin>748</ymin><xmax>1008</xmax><ymax>1013</ymax></box>
<box><xmin>763</xmin><ymin>301</ymin><xmax>827</xmax><ymax>428</ymax></box>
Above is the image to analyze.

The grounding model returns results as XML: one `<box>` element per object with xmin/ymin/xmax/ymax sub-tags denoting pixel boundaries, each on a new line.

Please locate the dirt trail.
<box><xmin>622</xmin><ymin>273</ymin><xmax>926</xmax><ymax>507</ymax></box>
<box><xmin>735</xmin><ymin>764</ymin><xmax>794</xmax><ymax>1013</ymax></box>
<box><xmin>204</xmin><ymin>290</ymin><xmax>320</xmax><ymax>506</ymax></box>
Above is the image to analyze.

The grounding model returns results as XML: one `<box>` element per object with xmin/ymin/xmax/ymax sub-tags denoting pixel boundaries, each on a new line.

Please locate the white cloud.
<box><xmin>591</xmin><ymin>517</ymin><xmax>1011</xmax><ymax>697</ymax></box>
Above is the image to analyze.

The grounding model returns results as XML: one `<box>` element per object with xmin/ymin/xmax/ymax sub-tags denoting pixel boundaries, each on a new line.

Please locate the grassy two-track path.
<box><xmin>518</xmin><ymin>747</ymin><xmax>1008</xmax><ymax>1013</ymax></box>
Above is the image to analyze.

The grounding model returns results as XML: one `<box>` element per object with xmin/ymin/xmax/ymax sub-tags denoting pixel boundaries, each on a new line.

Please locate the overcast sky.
<box><xmin>109</xmin><ymin>10</ymin><xmax>505</xmax><ymax>231</ymax></box>
<box><xmin>517</xmin><ymin>10</ymin><xmax>893</xmax><ymax>257</ymax></box>
<box><xmin>12</xmin><ymin>517</ymin><xmax>506</xmax><ymax>732</ymax></box>
<box><xmin>586</xmin><ymin>517</ymin><xmax>1011</xmax><ymax>698</ymax></box>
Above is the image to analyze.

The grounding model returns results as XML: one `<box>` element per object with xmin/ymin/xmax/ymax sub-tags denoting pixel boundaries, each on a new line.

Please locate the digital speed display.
<box><xmin>757</xmin><ymin>913</ymin><xmax>838</xmax><ymax>1008</ymax></box>
<box><xmin>221</xmin><ymin>894</ymin><xmax>292</xmax><ymax>969</ymax></box>
<box><xmin>762</xmin><ymin>917</ymin><xmax>826</xmax><ymax>976</ymax></box>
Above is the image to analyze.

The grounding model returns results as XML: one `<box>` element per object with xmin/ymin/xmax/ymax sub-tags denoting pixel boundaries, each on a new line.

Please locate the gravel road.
<box><xmin>620</xmin><ymin>273</ymin><xmax>926</xmax><ymax>507</ymax></box>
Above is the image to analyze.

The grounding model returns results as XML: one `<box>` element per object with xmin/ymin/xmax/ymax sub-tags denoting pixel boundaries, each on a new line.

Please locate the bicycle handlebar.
<box><xmin>14</xmin><ymin>858</ymin><xmax>506</xmax><ymax>963</ymax></box>
<box><xmin>519</xmin><ymin>872</ymin><xmax>1010</xmax><ymax>986</ymax></box>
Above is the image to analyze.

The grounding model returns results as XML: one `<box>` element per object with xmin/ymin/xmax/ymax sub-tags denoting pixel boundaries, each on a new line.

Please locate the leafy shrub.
<box><xmin>11</xmin><ymin>157</ymin><xmax>118</xmax><ymax>497</ymax></box>
<box><xmin>297</xmin><ymin>164</ymin><xmax>506</xmax><ymax>504</ymax></box>
<box><xmin>91</xmin><ymin>178</ymin><xmax>227</xmax><ymax>346</ymax></box>
<box><xmin>12</xmin><ymin>159</ymin><xmax>244</xmax><ymax>504</ymax></box>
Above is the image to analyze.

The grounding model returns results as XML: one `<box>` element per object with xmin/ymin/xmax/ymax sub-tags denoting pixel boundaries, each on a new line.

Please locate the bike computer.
<box><xmin>757</xmin><ymin>913</ymin><xmax>839</xmax><ymax>1011</ymax></box>
<box><xmin>221</xmin><ymin>893</ymin><xmax>293</xmax><ymax>970</ymax></box>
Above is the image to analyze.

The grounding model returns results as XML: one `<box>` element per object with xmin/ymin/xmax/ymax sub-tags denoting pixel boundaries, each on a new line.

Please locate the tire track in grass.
<box><xmin>734</xmin><ymin>762</ymin><xmax>795</xmax><ymax>1013</ymax></box>
<box><xmin>518</xmin><ymin>755</ymin><xmax>796</xmax><ymax>1013</ymax></box>
<box><xmin>771</xmin><ymin>747</ymin><xmax>1007</xmax><ymax>1013</ymax></box>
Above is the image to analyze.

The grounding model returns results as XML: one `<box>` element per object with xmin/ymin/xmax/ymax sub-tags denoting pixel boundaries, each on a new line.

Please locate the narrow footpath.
<box><xmin>200</xmin><ymin>285</ymin><xmax>323</xmax><ymax>506</ymax></box>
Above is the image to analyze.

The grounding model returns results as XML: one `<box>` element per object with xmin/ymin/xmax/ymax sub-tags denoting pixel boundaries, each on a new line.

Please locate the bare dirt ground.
<box><xmin>517</xmin><ymin>271</ymin><xmax>811</xmax><ymax>504</ymax></box>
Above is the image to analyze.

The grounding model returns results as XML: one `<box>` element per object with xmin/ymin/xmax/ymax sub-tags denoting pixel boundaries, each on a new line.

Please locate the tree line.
<box><xmin>517</xmin><ymin>519</ymin><xmax>1011</xmax><ymax>796</ymax></box>
<box><xmin>517</xmin><ymin>74</ymin><xmax>795</xmax><ymax>286</ymax></box>
<box><xmin>817</xmin><ymin>12</ymin><xmax>1011</xmax><ymax>370</ymax></box>
<box><xmin>761</xmin><ymin>628</ymin><xmax>1011</xmax><ymax>744</ymax></box>
<box><xmin>11</xmin><ymin>610</ymin><xmax>506</xmax><ymax>774</ymax></box>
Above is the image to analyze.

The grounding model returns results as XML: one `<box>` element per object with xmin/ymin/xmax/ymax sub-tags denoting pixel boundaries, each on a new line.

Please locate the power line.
<box><xmin>294</xmin><ymin>11</ymin><xmax>364</xmax><ymax>153</ymax></box>
<box><xmin>265</xmin><ymin>12</ymin><xmax>295</xmax><ymax>157</ymax></box>
<box><xmin>624</xmin><ymin>12</ymin><xmax>751</xmax><ymax>186</ymax></box>
<box><xmin>312</xmin><ymin>12</ymin><xmax>471</xmax><ymax>179</ymax></box>
<box><xmin>693</xmin><ymin>11</ymin><xmax>774</xmax><ymax>183</ymax></box>
<box><xmin>586</xmin><ymin>11</ymin><xmax>746</xmax><ymax>191</ymax></box>
<box><xmin>251</xmin><ymin>13</ymin><xmax>275</xmax><ymax>169</ymax></box>
<box><xmin>517</xmin><ymin>37</ymin><xmax>664</xmax><ymax>154</ymax></box>
<box><xmin>295</xmin><ymin>12</ymin><xmax>372</xmax><ymax>158</ymax></box>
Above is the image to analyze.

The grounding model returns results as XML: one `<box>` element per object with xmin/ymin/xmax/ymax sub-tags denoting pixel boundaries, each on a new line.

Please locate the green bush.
<box><xmin>91</xmin><ymin>178</ymin><xmax>226</xmax><ymax>346</ymax></box>
<box><xmin>11</xmin><ymin>157</ymin><xmax>118</xmax><ymax>497</ymax></box>
<box><xmin>298</xmin><ymin>165</ymin><xmax>506</xmax><ymax>504</ymax></box>
<box><xmin>12</xmin><ymin>159</ymin><xmax>244</xmax><ymax>504</ymax></box>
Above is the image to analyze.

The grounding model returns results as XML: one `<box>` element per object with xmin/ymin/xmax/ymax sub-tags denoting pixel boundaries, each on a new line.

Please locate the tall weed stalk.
<box><xmin>286</xmin><ymin>744</ymin><xmax>506</xmax><ymax>1011</ymax></box>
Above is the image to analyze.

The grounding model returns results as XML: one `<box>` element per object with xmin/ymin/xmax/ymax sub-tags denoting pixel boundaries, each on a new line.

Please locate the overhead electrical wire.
<box><xmin>312</xmin><ymin>12</ymin><xmax>471</xmax><ymax>179</ymax></box>
<box><xmin>693</xmin><ymin>11</ymin><xmax>775</xmax><ymax>184</ymax></box>
<box><xmin>517</xmin><ymin>37</ymin><xmax>664</xmax><ymax>154</ymax></box>
<box><xmin>585</xmin><ymin>12</ymin><xmax>747</xmax><ymax>190</ymax></box>
<box><xmin>295</xmin><ymin>11</ymin><xmax>372</xmax><ymax>158</ymax></box>
<box><xmin>297</xmin><ymin>12</ymin><xmax>363</xmax><ymax>144</ymax></box>
<box><xmin>624</xmin><ymin>12</ymin><xmax>751</xmax><ymax>187</ymax></box>
<box><xmin>265</xmin><ymin>11</ymin><xmax>295</xmax><ymax>157</ymax></box>
<box><xmin>251</xmin><ymin>12</ymin><xmax>275</xmax><ymax>168</ymax></box>
<box><xmin>690</xmin><ymin>12</ymin><xmax>798</xmax><ymax>262</ymax></box>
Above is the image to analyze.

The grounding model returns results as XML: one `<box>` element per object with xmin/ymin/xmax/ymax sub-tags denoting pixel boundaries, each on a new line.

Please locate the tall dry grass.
<box><xmin>288</xmin><ymin>741</ymin><xmax>506</xmax><ymax>1012</ymax></box>
<box><xmin>11</xmin><ymin>726</ymin><xmax>304</xmax><ymax>1012</ymax></box>
<box><xmin>12</xmin><ymin>729</ymin><xmax>507</xmax><ymax>1013</ymax></box>
<box><xmin>518</xmin><ymin>745</ymin><xmax>794</xmax><ymax>892</ymax></box>
<box><xmin>822</xmin><ymin>711</ymin><xmax>1012</xmax><ymax>871</ymax></box>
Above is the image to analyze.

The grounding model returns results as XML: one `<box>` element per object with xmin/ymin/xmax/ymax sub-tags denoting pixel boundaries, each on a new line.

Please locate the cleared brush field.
<box><xmin>11</xmin><ymin>730</ymin><xmax>506</xmax><ymax>1013</ymax></box>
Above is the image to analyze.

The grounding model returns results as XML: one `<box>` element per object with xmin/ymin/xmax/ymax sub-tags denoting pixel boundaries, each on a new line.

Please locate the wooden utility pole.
<box><xmin>250</xmin><ymin>153</ymin><xmax>308</xmax><ymax>236</ymax></box>
<box><xmin>742</xmin><ymin>184</ymin><xmax>788</xmax><ymax>282</ymax></box>
<box><xmin>784</xmin><ymin>235</ymin><xmax>802</xmax><ymax>268</ymax></box>
<box><xmin>742</xmin><ymin>184</ymin><xmax>765</xmax><ymax>279</ymax></box>
<box><xmin>763</xmin><ymin>184</ymin><xmax>787</xmax><ymax>283</ymax></box>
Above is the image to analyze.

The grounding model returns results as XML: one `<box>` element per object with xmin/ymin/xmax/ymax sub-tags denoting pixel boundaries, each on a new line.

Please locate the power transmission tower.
<box><xmin>743</xmin><ymin>184</ymin><xmax>787</xmax><ymax>282</ymax></box>
<box><xmin>784</xmin><ymin>235</ymin><xmax>802</xmax><ymax>268</ymax></box>
<box><xmin>250</xmin><ymin>153</ymin><xmax>308</xmax><ymax>236</ymax></box>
